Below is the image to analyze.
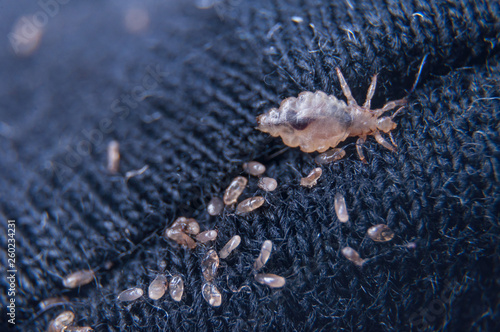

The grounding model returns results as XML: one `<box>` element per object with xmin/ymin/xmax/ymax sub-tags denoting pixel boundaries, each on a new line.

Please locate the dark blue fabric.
<box><xmin>0</xmin><ymin>0</ymin><xmax>499</xmax><ymax>331</ymax></box>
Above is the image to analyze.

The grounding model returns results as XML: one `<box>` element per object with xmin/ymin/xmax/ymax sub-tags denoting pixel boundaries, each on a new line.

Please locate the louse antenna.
<box><xmin>390</xmin><ymin>106</ymin><xmax>405</xmax><ymax>119</ymax></box>
<box><xmin>408</xmin><ymin>53</ymin><xmax>428</xmax><ymax>95</ymax></box>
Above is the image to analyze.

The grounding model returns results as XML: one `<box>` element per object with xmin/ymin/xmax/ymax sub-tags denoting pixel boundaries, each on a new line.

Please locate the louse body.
<box><xmin>334</xmin><ymin>193</ymin><xmax>349</xmax><ymax>222</ymax></box>
<box><xmin>201</xmin><ymin>249</ymin><xmax>219</xmax><ymax>282</ymax></box>
<box><xmin>207</xmin><ymin>197</ymin><xmax>223</xmax><ymax>216</ymax></box>
<box><xmin>254</xmin><ymin>273</ymin><xmax>286</xmax><ymax>288</ymax></box>
<box><xmin>258</xmin><ymin>177</ymin><xmax>277</xmax><ymax>191</ymax></box>
<box><xmin>62</xmin><ymin>269</ymin><xmax>95</xmax><ymax>288</ymax></box>
<box><xmin>202</xmin><ymin>282</ymin><xmax>222</xmax><ymax>307</ymax></box>
<box><xmin>169</xmin><ymin>275</ymin><xmax>184</xmax><ymax>302</ymax></box>
<box><xmin>117</xmin><ymin>287</ymin><xmax>143</xmax><ymax>302</ymax></box>
<box><xmin>236</xmin><ymin>196</ymin><xmax>265</xmax><ymax>214</ymax></box>
<box><xmin>224</xmin><ymin>176</ymin><xmax>248</xmax><ymax>205</ymax></box>
<box><xmin>196</xmin><ymin>230</ymin><xmax>218</xmax><ymax>243</ymax></box>
<box><xmin>341</xmin><ymin>247</ymin><xmax>365</xmax><ymax>267</ymax></box>
<box><xmin>219</xmin><ymin>235</ymin><xmax>241</xmax><ymax>259</ymax></box>
<box><xmin>254</xmin><ymin>240</ymin><xmax>272</xmax><ymax>271</ymax></box>
<box><xmin>300</xmin><ymin>167</ymin><xmax>322</xmax><ymax>188</ymax></box>
<box><xmin>257</xmin><ymin>68</ymin><xmax>406</xmax><ymax>161</ymax></box>
<box><xmin>48</xmin><ymin>311</ymin><xmax>74</xmax><ymax>332</ymax></box>
<box><xmin>148</xmin><ymin>274</ymin><xmax>167</xmax><ymax>300</ymax></box>
<box><xmin>243</xmin><ymin>161</ymin><xmax>266</xmax><ymax>176</ymax></box>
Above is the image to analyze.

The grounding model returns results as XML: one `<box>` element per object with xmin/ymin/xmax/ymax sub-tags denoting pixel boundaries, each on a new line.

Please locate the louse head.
<box><xmin>377</xmin><ymin>105</ymin><xmax>404</xmax><ymax>133</ymax></box>
<box><xmin>377</xmin><ymin>116</ymin><xmax>397</xmax><ymax>133</ymax></box>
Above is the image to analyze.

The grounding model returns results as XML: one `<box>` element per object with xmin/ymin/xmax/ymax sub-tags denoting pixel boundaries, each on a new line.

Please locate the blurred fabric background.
<box><xmin>0</xmin><ymin>0</ymin><xmax>499</xmax><ymax>331</ymax></box>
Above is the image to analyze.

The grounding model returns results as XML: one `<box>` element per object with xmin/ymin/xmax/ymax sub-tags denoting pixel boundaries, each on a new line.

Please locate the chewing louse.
<box><xmin>257</xmin><ymin>67</ymin><xmax>407</xmax><ymax>162</ymax></box>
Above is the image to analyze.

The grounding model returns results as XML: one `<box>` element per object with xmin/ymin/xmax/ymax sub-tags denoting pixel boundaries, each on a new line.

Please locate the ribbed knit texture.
<box><xmin>0</xmin><ymin>0</ymin><xmax>499</xmax><ymax>331</ymax></box>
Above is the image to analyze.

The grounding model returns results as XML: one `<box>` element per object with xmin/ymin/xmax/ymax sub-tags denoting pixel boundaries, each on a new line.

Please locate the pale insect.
<box><xmin>125</xmin><ymin>165</ymin><xmax>149</xmax><ymax>181</ymax></box>
<box><xmin>300</xmin><ymin>168</ymin><xmax>322</xmax><ymax>188</ymax></box>
<box><xmin>169</xmin><ymin>216</ymin><xmax>200</xmax><ymax>235</ymax></box>
<box><xmin>254</xmin><ymin>273</ymin><xmax>286</xmax><ymax>288</ymax></box>
<box><xmin>341</xmin><ymin>247</ymin><xmax>365</xmax><ymax>267</ymax></box>
<box><xmin>315</xmin><ymin>148</ymin><xmax>345</xmax><ymax>165</ymax></box>
<box><xmin>65</xmin><ymin>327</ymin><xmax>94</xmax><ymax>332</ymax></box>
<box><xmin>39</xmin><ymin>296</ymin><xmax>69</xmax><ymax>310</ymax></box>
<box><xmin>367</xmin><ymin>224</ymin><xmax>395</xmax><ymax>242</ymax></box>
<box><xmin>258</xmin><ymin>177</ymin><xmax>278</xmax><ymax>192</ymax></box>
<box><xmin>164</xmin><ymin>217</ymin><xmax>199</xmax><ymax>249</ymax></box>
<box><xmin>223</xmin><ymin>176</ymin><xmax>248</xmax><ymax>205</ymax></box>
<box><xmin>62</xmin><ymin>269</ymin><xmax>95</xmax><ymax>288</ymax></box>
<box><xmin>334</xmin><ymin>193</ymin><xmax>349</xmax><ymax>222</ymax></box>
<box><xmin>243</xmin><ymin>161</ymin><xmax>266</xmax><ymax>176</ymax></box>
<box><xmin>254</xmin><ymin>240</ymin><xmax>273</xmax><ymax>271</ymax></box>
<box><xmin>148</xmin><ymin>274</ymin><xmax>167</xmax><ymax>300</ymax></box>
<box><xmin>201</xmin><ymin>249</ymin><xmax>219</xmax><ymax>282</ymax></box>
<box><xmin>169</xmin><ymin>275</ymin><xmax>184</xmax><ymax>302</ymax></box>
<box><xmin>202</xmin><ymin>282</ymin><xmax>222</xmax><ymax>307</ymax></box>
<box><xmin>107</xmin><ymin>140</ymin><xmax>120</xmax><ymax>173</ymax></box>
<box><xmin>207</xmin><ymin>197</ymin><xmax>224</xmax><ymax>216</ymax></box>
<box><xmin>165</xmin><ymin>227</ymin><xmax>197</xmax><ymax>249</ymax></box>
<box><xmin>219</xmin><ymin>235</ymin><xmax>241</xmax><ymax>259</ymax></box>
<box><xmin>256</xmin><ymin>67</ymin><xmax>407</xmax><ymax>162</ymax></box>
<box><xmin>117</xmin><ymin>287</ymin><xmax>143</xmax><ymax>302</ymax></box>
<box><xmin>48</xmin><ymin>310</ymin><xmax>74</xmax><ymax>332</ymax></box>
<box><xmin>236</xmin><ymin>196</ymin><xmax>265</xmax><ymax>214</ymax></box>
<box><xmin>196</xmin><ymin>230</ymin><xmax>218</xmax><ymax>243</ymax></box>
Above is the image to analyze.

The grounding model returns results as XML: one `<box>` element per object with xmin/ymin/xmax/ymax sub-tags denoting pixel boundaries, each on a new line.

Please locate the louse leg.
<box><xmin>388</xmin><ymin>132</ymin><xmax>398</xmax><ymax>148</ymax></box>
<box><xmin>335</xmin><ymin>67</ymin><xmax>358</xmax><ymax>106</ymax></box>
<box><xmin>373</xmin><ymin>131</ymin><xmax>396</xmax><ymax>152</ymax></box>
<box><xmin>371</xmin><ymin>98</ymin><xmax>406</xmax><ymax>117</ymax></box>
<box><xmin>363</xmin><ymin>74</ymin><xmax>378</xmax><ymax>109</ymax></box>
<box><xmin>356</xmin><ymin>136</ymin><xmax>368</xmax><ymax>163</ymax></box>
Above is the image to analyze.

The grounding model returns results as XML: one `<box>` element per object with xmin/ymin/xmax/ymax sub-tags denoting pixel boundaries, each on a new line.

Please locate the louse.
<box><xmin>236</xmin><ymin>196</ymin><xmax>265</xmax><ymax>214</ymax></box>
<box><xmin>148</xmin><ymin>274</ymin><xmax>168</xmax><ymax>300</ymax></box>
<box><xmin>258</xmin><ymin>177</ymin><xmax>278</xmax><ymax>192</ymax></box>
<box><xmin>170</xmin><ymin>216</ymin><xmax>200</xmax><ymax>235</ymax></box>
<box><xmin>62</xmin><ymin>269</ymin><xmax>95</xmax><ymax>288</ymax></box>
<box><xmin>38</xmin><ymin>296</ymin><xmax>69</xmax><ymax>310</ymax></box>
<box><xmin>107</xmin><ymin>140</ymin><xmax>120</xmax><ymax>173</ymax></box>
<box><xmin>201</xmin><ymin>249</ymin><xmax>222</xmax><ymax>307</ymax></box>
<box><xmin>196</xmin><ymin>230</ymin><xmax>218</xmax><ymax>243</ymax></box>
<box><xmin>254</xmin><ymin>273</ymin><xmax>286</xmax><ymax>288</ymax></box>
<box><xmin>367</xmin><ymin>224</ymin><xmax>395</xmax><ymax>242</ymax></box>
<box><xmin>219</xmin><ymin>235</ymin><xmax>241</xmax><ymax>259</ymax></box>
<box><xmin>207</xmin><ymin>197</ymin><xmax>224</xmax><ymax>216</ymax></box>
<box><xmin>47</xmin><ymin>311</ymin><xmax>74</xmax><ymax>332</ymax></box>
<box><xmin>334</xmin><ymin>193</ymin><xmax>349</xmax><ymax>223</ymax></box>
<box><xmin>223</xmin><ymin>176</ymin><xmax>248</xmax><ymax>205</ymax></box>
<box><xmin>117</xmin><ymin>287</ymin><xmax>143</xmax><ymax>302</ymax></box>
<box><xmin>169</xmin><ymin>275</ymin><xmax>184</xmax><ymax>302</ymax></box>
<box><xmin>256</xmin><ymin>67</ymin><xmax>410</xmax><ymax>162</ymax></box>
<box><xmin>254</xmin><ymin>240</ymin><xmax>273</xmax><ymax>271</ymax></box>
<box><xmin>164</xmin><ymin>216</ymin><xmax>200</xmax><ymax>249</ymax></box>
<box><xmin>201</xmin><ymin>249</ymin><xmax>219</xmax><ymax>282</ymax></box>
<box><xmin>243</xmin><ymin>161</ymin><xmax>266</xmax><ymax>176</ymax></box>
<box><xmin>64</xmin><ymin>327</ymin><xmax>94</xmax><ymax>332</ymax></box>
<box><xmin>47</xmin><ymin>310</ymin><xmax>93</xmax><ymax>332</ymax></box>
<box><xmin>300</xmin><ymin>167</ymin><xmax>322</xmax><ymax>188</ymax></box>
<box><xmin>341</xmin><ymin>247</ymin><xmax>366</xmax><ymax>267</ymax></box>
<box><xmin>202</xmin><ymin>282</ymin><xmax>222</xmax><ymax>307</ymax></box>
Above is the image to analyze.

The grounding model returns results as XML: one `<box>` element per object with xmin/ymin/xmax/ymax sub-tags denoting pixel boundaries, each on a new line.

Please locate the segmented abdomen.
<box><xmin>257</xmin><ymin>91</ymin><xmax>353</xmax><ymax>152</ymax></box>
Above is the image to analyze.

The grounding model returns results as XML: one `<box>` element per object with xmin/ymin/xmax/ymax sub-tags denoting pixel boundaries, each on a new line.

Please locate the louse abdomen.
<box><xmin>257</xmin><ymin>91</ymin><xmax>354</xmax><ymax>152</ymax></box>
<box><xmin>285</xmin><ymin>110</ymin><xmax>315</xmax><ymax>131</ymax></box>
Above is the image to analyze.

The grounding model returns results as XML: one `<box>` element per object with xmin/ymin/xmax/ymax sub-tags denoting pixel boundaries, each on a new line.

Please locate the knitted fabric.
<box><xmin>0</xmin><ymin>0</ymin><xmax>499</xmax><ymax>331</ymax></box>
